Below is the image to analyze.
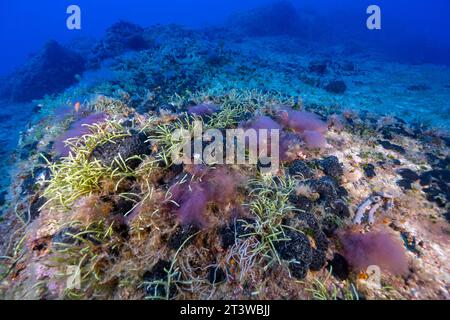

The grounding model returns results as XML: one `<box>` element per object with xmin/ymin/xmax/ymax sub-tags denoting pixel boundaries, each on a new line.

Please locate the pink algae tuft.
<box><xmin>274</xmin><ymin>107</ymin><xmax>328</xmax><ymax>151</ymax></box>
<box><xmin>188</xmin><ymin>103</ymin><xmax>219</xmax><ymax>116</ymax></box>
<box><xmin>277</xmin><ymin>107</ymin><xmax>327</xmax><ymax>134</ymax></box>
<box><xmin>169</xmin><ymin>182</ymin><xmax>209</xmax><ymax>228</ymax></box>
<box><xmin>240</xmin><ymin>115</ymin><xmax>283</xmax><ymax>156</ymax></box>
<box><xmin>327</xmin><ymin>114</ymin><xmax>345</xmax><ymax>132</ymax></box>
<box><xmin>302</xmin><ymin>130</ymin><xmax>327</xmax><ymax>149</ymax></box>
<box><xmin>54</xmin><ymin>113</ymin><xmax>107</xmax><ymax>156</ymax></box>
<box><xmin>338</xmin><ymin>228</ymin><xmax>408</xmax><ymax>275</ymax></box>
<box><xmin>279</xmin><ymin>132</ymin><xmax>303</xmax><ymax>161</ymax></box>
<box><xmin>167</xmin><ymin>166</ymin><xmax>244</xmax><ymax>228</ymax></box>
<box><xmin>243</xmin><ymin>115</ymin><xmax>282</xmax><ymax>132</ymax></box>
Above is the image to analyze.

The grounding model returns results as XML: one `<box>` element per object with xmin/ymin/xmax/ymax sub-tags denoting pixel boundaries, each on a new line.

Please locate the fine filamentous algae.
<box><xmin>0</xmin><ymin>0</ymin><xmax>449</xmax><ymax>301</ymax></box>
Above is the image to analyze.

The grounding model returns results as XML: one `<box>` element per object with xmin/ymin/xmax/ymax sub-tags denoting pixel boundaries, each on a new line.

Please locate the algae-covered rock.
<box><xmin>317</xmin><ymin>156</ymin><xmax>344</xmax><ymax>179</ymax></box>
<box><xmin>90</xmin><ymin>132</ymin><xmax>151</xmax><ymax>169</ymax></box>
<box><xmin>88</xmin><ymin>21</ymin><xmax>150</xmax><ymax>67</ymax></box>
<box><xmin>288</xmin><ymin>159</ymin><xmax>315</xmax><ymax>179</ymax></box>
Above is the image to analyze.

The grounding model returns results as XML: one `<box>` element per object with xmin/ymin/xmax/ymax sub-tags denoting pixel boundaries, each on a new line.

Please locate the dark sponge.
<box><xmin>288</xmin><ymin>160</ymin><xmax>315</xmax><ymax>179</ymax></box>
<box><xmin>310</xmin><ymin>249</ymin><xmax>327</xmax><ymax>271</ymax></box>
<box><xmin>143</xmin><ymin>260</ymin><xmax>176</xmax><ymax>299</ymax></box>
<box><xmin>317</xmin><ymin>156</ymin><xmax>343</xmax><ymax>179</ymax></box>
<box><xmin>90</xmin><ymin>132</ymin><xmax>151</xmax><ymax>169</ymax></box>
<box><xmin>274</xmin><ymin>229</ymin><xmax>312</xmax><ymax>279</ymax></box>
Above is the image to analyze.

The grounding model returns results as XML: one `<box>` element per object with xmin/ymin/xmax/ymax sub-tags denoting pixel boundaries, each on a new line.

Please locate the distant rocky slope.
<box><xmin>0</xmin><ymin>41</ymin><xmax>86</xmax><ymax>102</ymax></box>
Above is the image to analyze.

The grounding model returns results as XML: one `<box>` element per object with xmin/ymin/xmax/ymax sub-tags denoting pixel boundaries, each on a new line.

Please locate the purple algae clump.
<box><xmin>277</xmin><ymin>107</ymin><xmax>327</xmax><ymax>134</ymax></box>
<box><xmin>241</xmin><ymin>115</ymin><xmax>283</xmax><ymax>153</ymax></box>
<box><xmin>302</xmin><ymin>130</ymin><xmax>328</xmax><ymax>149</ymax></box>
<box><xmin>187</xmin><ymin>103</ymin><xmax>219</xmax><ymax>116</ymax></box>
<box><xmin>276</xmin><ymin>107</ymin><xmax>328</xmax><ymax>153</ymax></box>
<box><xmin>338</xmin><ymin>228</ymin><xmax>408</xmax><ymax>275</ymax></box>
<box><xmin>167</xmin><ymin>166</ymin><xmax>243</xmax><ymax>228</ymax></box>
<box><xmin>53</xmin><ymin>113</ymin><xmax>107</xmax><ymax>156</ymax></box>
<box><xmin>239</xmin><ymin>109</ymin><xmax>329</xmax><ymax>162</ymax></box>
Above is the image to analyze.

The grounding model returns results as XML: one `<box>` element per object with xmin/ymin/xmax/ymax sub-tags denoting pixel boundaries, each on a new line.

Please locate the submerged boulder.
<box><xmin>308</xmin><ymin>61</ymin><xmax>328</xmax><ymax>75</ymax></box>
<box><xmin>88</xmin><ymin>21</ymin><xmax>150</xmax><ymax>67</ymax></box>
<box><xmin>228</xmin><ymin>1</ymin><xmax>300</xmax><ymax>37</ymax></box>
<box><xmin>0</xmin><ymin>41</ymin><xmax>86</xmax><ymax>102</ymax></box>
<box><xmin>378</xmin><ymin>140</ymin><xmax>406</xmax><ymax>154</ymax></box>
<box><xmin>288</xmin><ymin>159</ymin><xmax>315</xmax><ymax>179</ymax></box>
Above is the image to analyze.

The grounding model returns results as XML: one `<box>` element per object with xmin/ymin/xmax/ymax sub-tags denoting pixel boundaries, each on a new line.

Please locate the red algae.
<box><xmin>327</xmin><ymin>114</ymin><xmax>345</xmax><ymax>132</ymax></box>
<box><xmin>277</xmin><ymin>107</ymin><xmax>327</xmax><ymax>134</ymax></box>
<box><xmin>240</xmin><ymin>115</ymin><xmax>282</xmax><ymax>142</ymax></box>
<box><xmin>273</xmin><ymin>107</ymin><xmax>328</xmax><ymax>152</ymax></box>
<box><xmin>167</xmin><ymin>166</ymin><xmax>243</xmax><ymax>228</ymax></box>
<box><xmin>239</xmin><ymin>115</ymin><xmax>283</xmax><ymax>156</ymax></box>
<box><xmin>302</xmin><ymin>130</ymin><xmax>327</xmax><ymax>149</ymax></box>
<box><xmin>338</xmin><ymin>228</ymin><xmax>408</xmax><ymax>275</ymax></box>
<box><xmin>54</xmin><ymin>113</ymin><xmax>107</xmax><ymax>156</ymax></box>
<box><xmin>243</xmin><ymin>115</ymin><xmax>282</xmax><ymax>132</ymax></box>
<box><xmin>170</xmin><ymin>182</ymin><xmax>209</xmax><ymax>227</ymax></box>
<box><xmin>279</xmin><ymin>132</ymin><xmax>303</xmax><ymax>161</ymax></box>
<box><xmin>188</xmin><ymin>103</ymin><xmax>219</xmax><ymax>116</ymax></box>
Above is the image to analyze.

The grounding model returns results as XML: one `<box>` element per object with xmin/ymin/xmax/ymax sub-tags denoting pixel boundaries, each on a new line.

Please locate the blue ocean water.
<box><xmin>1</xmin><ymin>0</ymin><xmax>449</xmax><ymax>74</ymax></box>
<box><xmin>0</xmin><ymin>0</ymin><xmax>449</xmax><ymax>194</ymax></box>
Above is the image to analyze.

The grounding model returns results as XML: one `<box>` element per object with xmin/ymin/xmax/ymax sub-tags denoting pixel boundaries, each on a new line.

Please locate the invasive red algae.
<box><xmin>338</xmin><ymin>228</ymin><xmax>408</xmax><ymax>275</ymax></box>
<box><xmin>169</xmin><ymin>182</ymin><xmax>209</xmax><ymax>227</ymax></box>
<box><xmin>243</xmin><ymin>115</ymin><xmax>282</xmax><ymax>132</ymax></box>
<box><xmin>327</xmin><ymin>114</ymin><xmax>345</xmax><ymax>132</ymax></box>
<box><xmin>188</xmin><ymin>103</ymin><xmax>219</xmax><ymax>116</ymax></box>
<box><xmin>167</xmin><ymin>166</ymin><xmax>243</xmax><ymax>228</ymax></box>
<box><xmin>277</xmin><ymin>107</ymin><xmax>327</xmax><ymax>134</ymax></box>
<box><xmin>241</xmin><ymin>111</ymin><xmax>328</xmax><ymax>161</ymax></box>
<box><xmin>279</xmin><ymin>132</ymin><xmax>303</xmax><ymax>161</ymax></box>
<box><xmin>53</xmin><ymin>113</ymin><xmax>107</xmax><ymax>156</ymax></box>
<box><xmin>276</xmin><ymin>107</ymin><xmax>328</xmax><ymax>152</ymax></box>
<box><xmin>302</xmin><ymin>130</ymin><xmax>327</xmax><ymax>149</ymax></box>
<box><xmin>239</xmin><ymin>115</ymin><xmax>283</xmax><ymax>156</ymax></box>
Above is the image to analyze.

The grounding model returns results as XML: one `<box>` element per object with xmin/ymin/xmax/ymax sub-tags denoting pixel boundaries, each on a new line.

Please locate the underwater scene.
<box><xmin>0</xmin><ymin>0</ymin><xmax>449</xmax><ymax>301</ymax></box>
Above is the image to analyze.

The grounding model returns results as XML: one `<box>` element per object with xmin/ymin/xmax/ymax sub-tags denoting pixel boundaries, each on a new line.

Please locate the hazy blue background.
<box><xmin>1</xmin><ymin>0</ymin><xmax>450</xmax><ymax>75</ymax></box>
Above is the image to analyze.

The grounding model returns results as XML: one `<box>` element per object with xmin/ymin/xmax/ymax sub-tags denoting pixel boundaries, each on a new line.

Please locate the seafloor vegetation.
<box><xmin>0</xmin><ymin>1</ymin><xmax>449</xmax><ymax>300</ymax></box>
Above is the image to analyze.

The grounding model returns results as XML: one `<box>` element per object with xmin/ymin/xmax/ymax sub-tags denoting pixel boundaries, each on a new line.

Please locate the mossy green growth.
<box><xmin>51</xmin><ymin>219</ymin><xmax>122</xmax><ymax>299</ymax></box>
<box><xmin>244</xmin><ymin>174</ymin><xmax>298</xmax><ymax>268</ymax></box>
<box><xmin>303</xmin><ymin>270</ymin><xmax>359</xmax><ymax>300</ymax></box>
<box><xmin>147</xmin><ymin>113</ymin><xmax>203</xmax><ymax>167</ymax></box>
<box><xmin>43</xmin><ymin>120</ymin><xmax>136</xmax><ymax>210</ymax></box>
<box><xmin>172</xmin><ymin>89</ymin><xmax>294</xmax><ymax>129</ymax></box>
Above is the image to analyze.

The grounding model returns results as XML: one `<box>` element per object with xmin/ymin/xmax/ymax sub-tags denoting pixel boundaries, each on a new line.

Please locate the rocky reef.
<box><xmin>0</xmin><ymin>41</ymin><xmax>86</xmax><ymax>102</ymax></box>
<box><xmin>0</xmin><ymin>3</ymin><xmax>449</xmax><ymax>301</ymax></box>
